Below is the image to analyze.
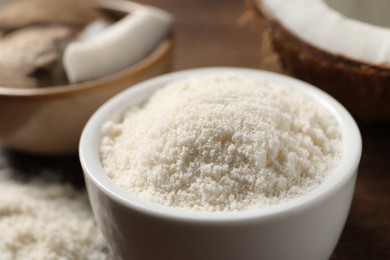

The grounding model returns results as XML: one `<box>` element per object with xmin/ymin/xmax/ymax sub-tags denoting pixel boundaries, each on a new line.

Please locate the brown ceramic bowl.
<box><xmin>0</xmin><ymin>1</ymin><xmax>173</xmax><ymax>155</ymax></box>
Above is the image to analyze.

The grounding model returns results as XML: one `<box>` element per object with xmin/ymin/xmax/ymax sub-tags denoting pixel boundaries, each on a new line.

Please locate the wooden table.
<box><xmin>1</xmin><ymin>0</ymin><xmax>389</xmax><ymax>259</ymax></box>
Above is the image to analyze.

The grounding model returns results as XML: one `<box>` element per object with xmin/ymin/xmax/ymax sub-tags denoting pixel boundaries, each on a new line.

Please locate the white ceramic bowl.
<box><xmin>80</xmin><ymin>68</ymin><xmax>362</xmax><ymax>260</ymax></box>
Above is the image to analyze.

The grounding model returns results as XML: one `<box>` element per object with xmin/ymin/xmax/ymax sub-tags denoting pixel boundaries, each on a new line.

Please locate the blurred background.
<box><xmin>138</xmin><ymin>0</ymin><xmax>264</xmax><ymax>69</ymax></box>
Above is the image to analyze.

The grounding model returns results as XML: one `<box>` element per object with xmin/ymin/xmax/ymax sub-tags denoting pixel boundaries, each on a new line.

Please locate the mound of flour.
<box><xmin>101</xmin><ymin>73</ymin><xmax>342</xmax><ymax>212</ymax></box>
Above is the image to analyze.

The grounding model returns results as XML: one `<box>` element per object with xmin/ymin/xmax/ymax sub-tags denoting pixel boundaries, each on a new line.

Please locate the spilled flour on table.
<box><xmin>0</xmin><ymin>162</ymin><xmax>108</xmax><ymax>260</ymax></box>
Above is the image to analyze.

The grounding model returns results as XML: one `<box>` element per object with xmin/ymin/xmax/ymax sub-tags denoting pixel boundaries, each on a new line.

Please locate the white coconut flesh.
<box><xmin>260</xmin><ymin>0</ymin><xmax>390</xmax><ymax>66</ymax></box>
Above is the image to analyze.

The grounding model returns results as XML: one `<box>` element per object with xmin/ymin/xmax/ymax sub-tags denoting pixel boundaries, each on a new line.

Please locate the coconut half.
<box><xmin>248</xmin><ymin>0</ymin><xmax>390</xmax><ymax>122</ymax></box>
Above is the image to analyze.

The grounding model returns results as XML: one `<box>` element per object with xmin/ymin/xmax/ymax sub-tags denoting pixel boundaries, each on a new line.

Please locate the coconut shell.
<box><xmin>247</xmin><ymin>0</ymin><xmax>390</xmax><ymax>122</ymax></box>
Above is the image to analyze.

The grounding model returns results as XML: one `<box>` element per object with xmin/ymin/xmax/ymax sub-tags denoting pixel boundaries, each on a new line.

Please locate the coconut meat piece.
<box><xmin>260</xmin><ymin>0</ymin><xmax>390</xmax><ymax>66</ymax></box>
<box><xmin>63</xmin><ymin>6</ymin><xmax>173</xmax><ymax>83</ymax></box>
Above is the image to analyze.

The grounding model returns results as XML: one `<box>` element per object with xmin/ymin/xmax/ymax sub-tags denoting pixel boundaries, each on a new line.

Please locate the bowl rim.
<box><xmin>79</xmin><ymin>67</ymin><xmax>362</xmax><ymax>223</ymax></box>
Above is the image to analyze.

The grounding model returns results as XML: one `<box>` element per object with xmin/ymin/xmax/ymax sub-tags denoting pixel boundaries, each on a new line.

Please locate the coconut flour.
<box><xmin>100</xmin><ymin>73</ymin><xmax>342</xmax><ymax>212</ymax></box>
<box><xmin>0</xmin><ymin>177</ymin><xmax>108</xmax><ymax>260</ymax></box>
